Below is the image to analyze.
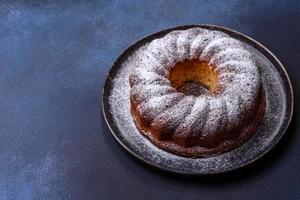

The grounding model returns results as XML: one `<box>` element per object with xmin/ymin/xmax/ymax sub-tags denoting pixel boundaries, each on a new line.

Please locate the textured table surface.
<box><xmin>0</xmin><ymin>0</ymin><xmax>299</xmax><ymax>199</ymax></box>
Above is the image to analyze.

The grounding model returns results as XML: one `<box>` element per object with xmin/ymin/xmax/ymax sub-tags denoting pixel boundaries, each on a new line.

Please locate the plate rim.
<box><xmin>101</xmin><ymin>24</ymin><xmax>294</xmax><ymax>175</ymax></box>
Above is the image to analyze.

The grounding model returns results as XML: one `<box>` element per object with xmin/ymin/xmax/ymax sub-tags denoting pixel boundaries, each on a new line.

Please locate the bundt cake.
<box><xmin>129</xmin><ymin>27</ymin><xmax>265</xmax><ymax>157</ymax></box>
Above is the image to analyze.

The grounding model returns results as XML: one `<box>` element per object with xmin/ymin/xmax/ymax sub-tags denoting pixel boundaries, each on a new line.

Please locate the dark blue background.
<box><xmin>0</xmin><ymin>0</ymin><xmax>299</xmax><ymax>199</ymax></box>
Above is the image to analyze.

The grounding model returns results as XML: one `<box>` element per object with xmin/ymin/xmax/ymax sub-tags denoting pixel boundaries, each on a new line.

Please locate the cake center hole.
<box><xmin>169</xmin><ymin>60</ymin><xmax>218</xmax><ymax>97</ymax></box>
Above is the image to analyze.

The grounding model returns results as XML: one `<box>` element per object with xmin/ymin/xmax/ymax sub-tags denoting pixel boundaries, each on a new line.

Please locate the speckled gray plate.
<box><xmin>102</xmin><ymin>24</ymin><xmax>293</xmax><ymax>175</ymax></box>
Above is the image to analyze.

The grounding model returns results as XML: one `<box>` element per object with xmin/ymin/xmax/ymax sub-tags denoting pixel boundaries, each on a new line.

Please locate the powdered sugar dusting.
<box><xmin>215</xmin><ymin>60</ymin><xmax>256</xmax><ymax>74</ymax></box>
<box><xmin>138</xmin><ymin>93</ymin><xmax>184</xmax><ymax>122</ymax></box>
<box><xmin>129</xmin><ymin>68</ymin><xmax>170</xmax><ymax>86</ymax></box>
<box><xmin>202</xmin><ymin>97</ymin><xmax>226</xmax><ymax>135</ymax></box>
<box><xmin>151</xmin><ymin>96</ymin><xmax>196</xmax><ymax>133</ymax></box>
<box><xmin>129</xmin><ymin>27</ymin><xmax>261</xmax><ymax>145</ymax></box>
<box><xmin>130</xmin><ymin>84</ymin><xmax>175</xmax><ymax>105</ymax></box>
<box><xmin>190</xmin><ymin>30</ymin><xmax>227</xmax><ymax>59</ymax></box>
<box><xmin>174</xmin><ymin>96</ymin><xmax>209</xmax><ymax>137</ymax></box>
